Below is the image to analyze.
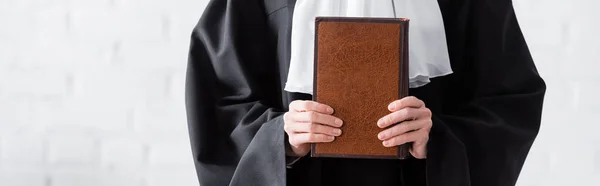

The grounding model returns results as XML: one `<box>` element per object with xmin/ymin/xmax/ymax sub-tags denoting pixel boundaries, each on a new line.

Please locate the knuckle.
<box><xmin>409</xmin><ymin>108</ymin><xmax>418</xmax><ymax>117</ymax></box>
<box><xmin>300</xmin><ymin>112</ymin><xmax>310</xmax><ymax>121</ymax></box>
<box><xmin>311</xmin><ymin>102</ymin><xmax>321</xmax><ymax>111</ymax></box>
<box><xmin>309</xmin><ymin>123</ymin><xmax>318</xmax><ymax>132</ymax></box>
<box><xmin>402</xmin><ymin>109</ymin><xmax>410</xmax><ymax>119</ymax></box>
<box><xmin>422</xmin><ymin>135</ymin><xmax>430</xmax><ymax>142</ymax></box>
<box><xmin>314</xmin><ymin>103</ymin><xmax>323</xmax><ymax>111</ymax></box>
<box><xmin>399</xmin><ymin>135</ymin><xmax>408</xmax><ymax>143</ymax></box>
<box><xmin>424</xmin><ymin>108</ymin><xmax>432</xmax><ymax>117</ymax></box>
<box><xmin>290</xmin><ymin>100</ymin><xmax>300</xmax><ymax>109</ymax></box>
<box><xmin>319</xmin><ymin>134</ymin><xmax>328</xmax><ymax>141</ymax></box>
<box><xmin>288</xmin><ymin>136</ymin><xmax>298</xmax><ymax>145</ymax></box>
<box><xmin>389</xmin><ymin>137</ymin><xmax>399</xmax><ymax>146</ymax></box>
<box><xmin>308</xmin><ymin>134</ymin><xmax>316</xmax><ymax>141</ymax></box>
<box><xmin>313</xmin><ymin>134</ymin><xmax>323</xmax><ymax>141</ymax></box>
<box><xmin>395</xmin><ymin>100</ymin><xmax>404</xmax><ymax>109</ymax></box>
<box><xmin>283</xmin><ymin>112</ymin><xmax>290</xmax><ymax>122</ymax></box>
<box><xmin>309</xmin><ymin>111</ymin><xmax>319</xmax><ymax>122</ymax></box>
<box><xmin>302</xmin><ymin>101</ymin><xmax>312</xmax><ymax>110</ymax></box>
<box><xmin>398</xmin><ymin>123</ymin><xmax>407</xmax><ymax>133</ymax></box>
<box><xmin>418</xmin><ymin>131</ymin><xmax>427</xmax><ymax>140</ymax></box>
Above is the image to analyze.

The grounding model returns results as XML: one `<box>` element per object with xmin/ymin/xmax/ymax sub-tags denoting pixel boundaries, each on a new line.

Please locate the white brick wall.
<box><xmin>0</xmin><ymin>0</ymin><xmax>206</xmax><ymax>185</ymax></box>
<box><xmin>0</xmin><ymin>0</ymin><xmax>598</xmax><ymax>185</ymax></box>
<box><xmin>514</xmin><ymin>0</ymin><xmax>600</xmax><ymax>186</ymax></box>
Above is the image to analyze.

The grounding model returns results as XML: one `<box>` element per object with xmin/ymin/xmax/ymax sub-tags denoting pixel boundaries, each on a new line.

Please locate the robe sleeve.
<box><xmin>425</xmin><ymin>1</ymin><xmax>546</xmax><ymax>186</ymax></box>
<box><xmin>184</xmin><ymin>0</ymin><xmax>288</xmax><ymax>185</ymax></box>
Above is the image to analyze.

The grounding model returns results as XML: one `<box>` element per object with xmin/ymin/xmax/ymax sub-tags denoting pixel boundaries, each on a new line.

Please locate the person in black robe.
<box><xmin>184</xmin><ymin>0</ymin><xmax>547</xmax><ymax>185</ymax></box>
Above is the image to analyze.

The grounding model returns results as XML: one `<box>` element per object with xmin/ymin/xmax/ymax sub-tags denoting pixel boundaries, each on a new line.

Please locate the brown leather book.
<box><xmin>311</xmin><ymin>17</ymin><xmax>410</xmax><ymax>159</ymax></box>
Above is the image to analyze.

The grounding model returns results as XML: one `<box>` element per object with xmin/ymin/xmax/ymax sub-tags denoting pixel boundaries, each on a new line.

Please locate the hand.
<box><xmin>376</xmin><ymin>96</ymin><xmax>432</xmax><ymax>159</ymax></box>
<box><xmin>283</xmin><ymin>100</ymin><xmax>343</xmax><ymax>157</ymax></box>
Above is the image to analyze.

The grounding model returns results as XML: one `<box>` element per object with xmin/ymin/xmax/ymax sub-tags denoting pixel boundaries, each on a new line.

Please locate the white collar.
<box><xmin>285</xmin><ymin>0</ymin><xmax>453</xmax><ymax>95</ymax></box>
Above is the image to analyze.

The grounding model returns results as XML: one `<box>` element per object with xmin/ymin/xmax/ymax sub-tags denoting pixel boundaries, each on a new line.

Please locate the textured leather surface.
<box><xmin>312</xmin><ymin>17</ymin><xmax>410</xmax><ymax>159</ymax></box>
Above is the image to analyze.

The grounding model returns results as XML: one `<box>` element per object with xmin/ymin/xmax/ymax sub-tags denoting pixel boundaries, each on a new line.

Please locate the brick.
<box><xmin>0</xmin><ymin>8</ymin><xmax>35</xmax><ymax>43</ymax></box>
<box><xmin>47</xmin><ymin>136</ymin><xmax>97</xmax><ymax>166</ymax></box>
<box><xmin>524</xmin><ymin>21</ymin><xmax>567</xmax><ymax>49</ymax></box>
<box><xmin>0</xmin><ymin>69</ymin><xmax>70</xmax><ymax>98</ymax></box>
<box><xmin>50</xmin><ymin>172</ymin><xmax>102</xmax><ymax>186</ymax></box>
<box><xmin>9</xmin><ymin>0</ymin><xmax>68</xmax><ymax>9</ymax></box>
<box><xmin>14</xmin><ymin>36</ymin><xmax>113</xmax><ymax>71</ymax></box>
<box><xmin>547</xmin><ymin>142</ymin><xmax>596</xmax><ymax>175</ymax></box>
<box><xmin>559</xmin><ymin>11</ymin><xmax>600</xmax><ymax>80</ymax></box>
<box><xmin>11</xmin><ymin>37</ymin><xmax>114</xmax><ymax>70</ymax></box>
<box><xmin>0</xmin><ymin>171</ymin><xmax>45</xmax><ymax>186</ymax></box>
<box><xmin>100</xmin><ymin>137</ymin><xmax>145</xmax><ymax>168</ymax></box>
<box><xmin>42</xmin><ymin>98</ymin><xmax>131</xmax><ymax>133</ymax></box>
<box><xmin>114</xmin><ymin>0</ymin><xmax>170</xmax><ymax>13</ymax></box>
<box><xmin>69</xmin><ymin>8</ymin><xmax>164</xmax><ymax>46</ymax></box>
<box><xmin>71</xmin><ymin>67</ymin><xmax>168</xmax><ymax>108</ymax></box>
<box><xmin>147</xmin><ymin>139</ymin><xmax>192</xmax><ymax>167</ymax></box>
<box><xmin>146</xmin><ymin>168</ymin><xmax>198</xmax><ymax>186</ymax></box>
<box><xmin>69</xmin><ymin>0</ymin><xmax>111</xmax><ymax>9</ymax></box>
<box><xmin>133</xmin><ymin>100</ymin><xmax>187</xmax><ymax>135</ymax></box>
<box><xmin>0</xmin><ymin>98</ymin><xmax>35</xmax><ymax>130</ymax></box>
<box><xmin>167</xmin><ymin>72</ymin><xmax>185</xmax><ymax>101</ymax></box>
<box><xmin>50</xmin><ymin>171</ymin><xmax>143</xmax><ymax>186</ymax></box>
<box><xmin>0</xmin><ymin>43</ymin><xmax>17</xmax><ymax>68</ymax></box>
<box><xmin>537</xmin><ymin>80</ymin><xmax>571</xmax><ymax>114</ymax></box>
<box><xmin>537</xmin><ymin>171</ymin><xmax>596</xmax><ymax>186</ymax></box>
<box><xmin>1</xmin><ymin>6</ymin><xmax>87</xmax><ymax>70</ymax></box>
<box><xmin>596</xmin><ymin>148</ymin><xmax>600</xmax><ymax>173</ymax></box>
<box><xmin>46</xmin><ymin>103</ymin><xmax>132</xmax><ymax>133</ymax></box>
<box><xmin>164</xmin><ymin>8</ymin><xmax>206</xmax><ymax>44</ymax></box>
<box><xmin>536</xmin><ymin>110</ymin><xmax>569</xmax><ymax>144</ymax></box>
<box><xmin>0</xmin><ymin>134</ymin><xmax>45</xmax><ymax>166</ymax></box>
<box><xmin>45</xmin><ymin>68</ymin><xmax>172</xmax><ymax>132</ymax></box>
<box><xmin>32</xmin><ymin>6</ymin><xmax>70</xmax><ymax>41</ymax></box>
<box><xmin>573</xmin><ymin>80</ymin><xmax>600</xmax><ymax>111</ymax></box>
<box><xmin>116</xmin><ymin>40</ymin><xmax>185</xmax><ymax>69</ymax></box>
<box><xmin>571</xmin><ymin>111</ymin><xmax>600</xmax><ymax>142</ymax></box>
<box><xmin>523</xmin><ymin>143</ymin><xmax>551</xmax><ymax>171</ymax></box>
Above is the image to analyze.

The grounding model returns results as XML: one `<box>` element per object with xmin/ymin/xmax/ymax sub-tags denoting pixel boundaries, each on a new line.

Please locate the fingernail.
<box><xmin>333</xmin><ymin>129</ymin><xmax>342</xmax><ymax>136</ymax></box>
<box><xmin>328</xmin><ymin>136</ymin><xmax>335</xmax><ymax>141</ymax></box>
<box><xmin>388</xmin><ymin>102</ymin><xmax>396</xmax><ymax>111</ymax></box>
<box><xmin>382</xmin><ymin>141</ymin><xmax>389</xmax><ymax>147</ymax></box>
<box><xmin>377</xmin><ymin>119</ymin><xmax>384</xmax><ymax>127</ymax></box>
<box><xmin>326</xmin><ymin>107</ymin><xmax>334</xmax><ymax>114</ymax></box>
<box><xmin>335</xmin><ymin>119</ymin><xmax>343</xmax><ymax>126</ymax></box>
<box><xmin>378</xmin><ymin>133</ymin><xmax>385</xmax><ymax>140</ymax></box>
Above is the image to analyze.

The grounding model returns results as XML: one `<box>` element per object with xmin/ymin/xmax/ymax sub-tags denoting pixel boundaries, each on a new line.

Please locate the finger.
<box><xmin>377</xmin><ymin>119</ymin><xmax>426</xmax><ymax>140</ymax></box>
<box><xmin>377</xmin><ymin>107</ymin><xmax>428</xmax><ymax>128</ymax></box>
<box><xmin>382</xmin><ymin>130</ymin><xmax>427</xmax><ymax>147</ymax></box>
<box><xmin>290</xmin><ymin>111</ymin><xmax>343</xmax><ymax>127</ymax></box>
<box><xmin>388</xmin><ymin>96</ymin><xmax>425</xmax><ymax>111</ymax></box>
<box><xmin>290</xmin><ymin>100</ymin><xmax>334</xmax><ymax>114</ymax></box>
<box><xmin>410</xmin><ymin>136</ymin><xmax>429</xmax><ymax>159</ymax></box>
<box><xmin>293</xmin><ymin>133</ymin><xmax>336</xmax><ymax>144</ymax></box>
<box><xmin>290</xmin><ymin>123</ymin><xmax>342</xmax><ymax>136</ymax></box>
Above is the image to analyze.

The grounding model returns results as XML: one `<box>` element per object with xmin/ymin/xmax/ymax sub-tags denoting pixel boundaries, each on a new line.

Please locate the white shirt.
<box><xmin>285</xmin><ymin>0</ymin><xmax>453</xmax><ymax>95</ymax></box>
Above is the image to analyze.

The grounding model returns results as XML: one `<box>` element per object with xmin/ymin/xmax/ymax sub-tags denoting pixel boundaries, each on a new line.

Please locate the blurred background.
<box><xmin>0</xmin><ymin>0</ymin><xmax>598</xmax><ymax>186</ymax></box>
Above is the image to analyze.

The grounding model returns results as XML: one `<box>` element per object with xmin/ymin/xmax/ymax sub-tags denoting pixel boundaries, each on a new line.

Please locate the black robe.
<box><xmin>185</xmin><ymin>0</ymin><xmax>547</xmax><ymax>185</ymax></box>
